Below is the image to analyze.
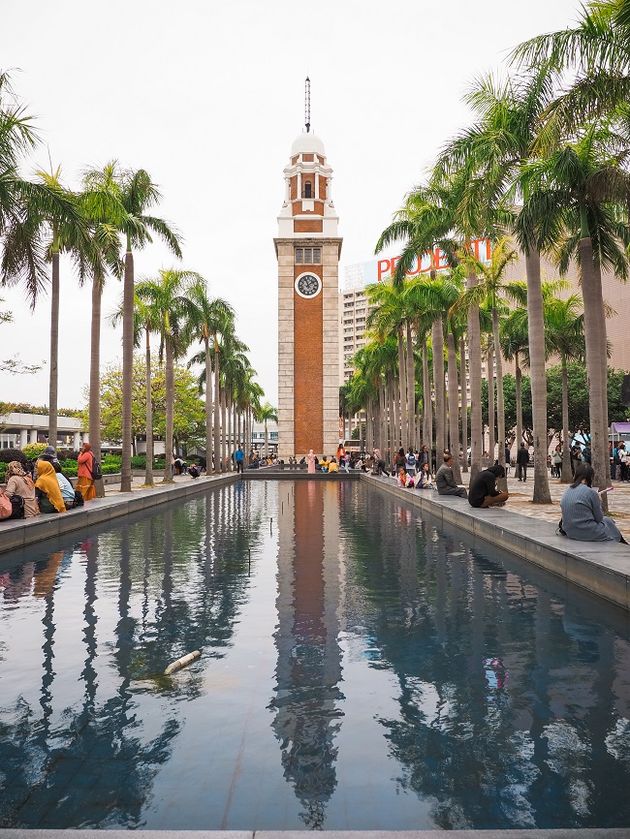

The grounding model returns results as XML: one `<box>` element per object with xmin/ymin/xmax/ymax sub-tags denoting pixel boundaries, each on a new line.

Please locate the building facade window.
<box><xmin>295</xmin><ymin>247</ymin><xmax>321</xmax><ymax>264</ymax></box>
<box><xmin>303</xmin><ymin>181</ymin><xmax>312</xmax><ymax>198</ymax></box>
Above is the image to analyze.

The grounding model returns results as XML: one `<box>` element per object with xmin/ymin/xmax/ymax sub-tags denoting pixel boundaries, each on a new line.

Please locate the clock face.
<box><xmin>295</xmin><ymin>273</ymin><xmax>322</xmax><ymax>299</ymax></box>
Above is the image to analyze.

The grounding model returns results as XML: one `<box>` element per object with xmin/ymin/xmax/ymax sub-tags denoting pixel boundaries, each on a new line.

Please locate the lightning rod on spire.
<box><xmin>304</xmin><ymin>76</ymin><xmax>311</xmax><ymax>133</ymax></box>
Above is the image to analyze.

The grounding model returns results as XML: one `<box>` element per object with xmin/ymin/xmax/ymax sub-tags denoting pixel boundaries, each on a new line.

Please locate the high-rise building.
<box><xmin>275</xmin><ymin>103</ymin><xmax>342</xmax><ymax>459</ymax></box>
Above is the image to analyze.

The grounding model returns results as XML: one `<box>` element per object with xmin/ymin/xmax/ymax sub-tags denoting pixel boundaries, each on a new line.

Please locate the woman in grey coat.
<box><xmin>560</xmin><ymin>463</ymin><xmax>626</xmax><ymax>543</ymax></box>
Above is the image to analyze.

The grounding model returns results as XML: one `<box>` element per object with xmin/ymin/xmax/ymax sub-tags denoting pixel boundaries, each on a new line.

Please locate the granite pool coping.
<box><xmin>364</xmin><ymin>474</ymin><xmax>630</xmax><ymax>612</ymax></box>
<box><xmin>0</xmin><ymin>472</ymin><xmax>239</xmax><ymax>556</ymax></box>
<box><xmin>1</xmin><ymin>827</ymin><xmax>628</xmax><ymax>837</ymax></box>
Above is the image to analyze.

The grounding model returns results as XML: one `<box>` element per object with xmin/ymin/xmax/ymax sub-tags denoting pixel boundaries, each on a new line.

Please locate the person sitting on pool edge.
<box><xmin>435</xmin><ymin>452</ymin><xmax>467</xmax><ymax>498</ymax></box>
<box><xmin>469</xmin><ymin>464</ymin><xmax>509</xmax><ymax>508</ymax></box>
<box><xmin>559</xmin><ymin>463</ymin><xmax>627</xmax><ymax>543</ymax></box>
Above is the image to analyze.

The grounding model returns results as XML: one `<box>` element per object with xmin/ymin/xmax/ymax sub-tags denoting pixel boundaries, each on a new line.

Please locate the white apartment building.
<box><xmin>340</xmin><ymin>287</ymin><xmax>370</xmax><ymax>382</ymax></box>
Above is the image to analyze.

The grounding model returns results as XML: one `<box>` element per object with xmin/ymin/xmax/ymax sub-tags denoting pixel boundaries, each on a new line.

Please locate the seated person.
<box><xmin>416</xmin><ymin>461</ymin><xmax>434</xmax><ymax>490</ymax></box>
<box><xmin>188</xmin><ymin>464</ymin><xmax>201</xmax><ymax>479</ymax></box>
<box><xmin>320</xmin><ymin>457</ymin><xmax>329</xmax><ymax>473</ymax></box>
<box><xmin>469</xmin><ymin>464</ymin><xmax>509</xmax><ymax>508</ymax></box>
<box><xmin>4</xmin><ymin>461</ymin><xmax>39</xmax><ymax>518</ymax></box>
<box><xmin>435</xmin><ymin>452</ymin><xmax>467</xmax><ymax>498</ymax></box>
<box><xmin>328</xmin><ymin>457</ymin><xmax>339</xmax><ymax>473</ymax></box>
<box><xmin>34</xmin><ymin>461</ymin><xmax>66</xmax><ymax>514</ymax></box>
<box><xmin>53</xmin><ymin>462</ymin><xmax>81</xmax><ymax>509</ymax></box>
<box><xmin>560</xmin><ymin>463</ymin><xmax>627</xmax><ymax>543</ymax></box>
<box><xmin>398</xmin><ymin>467</ymin><xmax>414</xmax><ymax>488</ymax></box>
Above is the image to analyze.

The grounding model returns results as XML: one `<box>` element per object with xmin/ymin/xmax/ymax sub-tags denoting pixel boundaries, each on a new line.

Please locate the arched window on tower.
<box><xmin>303</xmin><ymin>181</ymin><xmax>312</xmax><ymax>198</ymax></box>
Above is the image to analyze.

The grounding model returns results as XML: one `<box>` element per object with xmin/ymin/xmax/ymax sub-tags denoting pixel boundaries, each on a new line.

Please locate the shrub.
<box><xmin>0</xmin><ymin>448</ymin><xmax>28</xmax><ymax>465</ymax></box>
<box><xmin>0</xmin><ymin>463</ymin><xmax>6</xmax><ymax>482</ymax></box>
<box><xmin>59</xmin><ymin>459</ymin><xmax>78</xmax><ymax>477</ymax></box>
<box><xmin>20</xmin><ymin>443</ymin><xmax>47</xmax><ymax>461</ymax></box>
<box><xmin>102</xmin><ymin>462</ymin><xmax>120</xmax><ymax>475</ymax></box>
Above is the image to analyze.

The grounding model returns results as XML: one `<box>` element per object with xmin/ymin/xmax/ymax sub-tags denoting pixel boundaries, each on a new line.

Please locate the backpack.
<box><xmin>406</xmin><ymin>453</ymin><xmax>416</xmax><ymax>468</ymax></box>
<box><xmin>90</xmin><ymin>457</ymin><xmax>102</xmax><ymax>480</ymax></box>
<box><xmin>10</xmin><ymin>495</ymin><xmax>24</xmax><ymax>519</ymax></box>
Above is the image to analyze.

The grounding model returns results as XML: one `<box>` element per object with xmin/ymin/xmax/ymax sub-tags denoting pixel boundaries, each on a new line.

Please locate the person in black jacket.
<box><xmin>516</xmin><ymin>443</ymin><xmax>529</xmax><ymax>481</ymax></box>
<box><xmin>469</xmin><ymin>464</ymin><xmax>509</xmax><ymax>508</ymax></box>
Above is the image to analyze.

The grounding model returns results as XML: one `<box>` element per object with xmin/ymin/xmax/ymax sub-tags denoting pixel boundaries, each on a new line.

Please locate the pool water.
<box><xmin>1</xmin><ymin>479</ymin><xmax>630</xmax><ymax>830</ymax></box>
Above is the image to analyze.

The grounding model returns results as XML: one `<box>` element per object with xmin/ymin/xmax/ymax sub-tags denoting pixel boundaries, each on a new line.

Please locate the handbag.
<box><xmin>0</xmin><ymin>492</ymin><xmax>12</xmax><ymax>520</ymax></box>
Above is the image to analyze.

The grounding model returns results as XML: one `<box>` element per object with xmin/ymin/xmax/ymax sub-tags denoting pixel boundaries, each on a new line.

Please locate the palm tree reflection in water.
<box><xmin>269</xmin><ymin>481</ymin><xmax>344</xmax><ymax>829</ymax></box>
<box><xmin>0</xmin><ymin>485</ymin><xmax>264</xmax><ymax>829</ymax></box>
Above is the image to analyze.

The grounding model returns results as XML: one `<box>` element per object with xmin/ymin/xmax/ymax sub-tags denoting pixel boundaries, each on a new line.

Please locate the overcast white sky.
<box><xmin>2</xmin><ymin>0</ymin><xmax>580</xmax><ymax>409</ymax></box>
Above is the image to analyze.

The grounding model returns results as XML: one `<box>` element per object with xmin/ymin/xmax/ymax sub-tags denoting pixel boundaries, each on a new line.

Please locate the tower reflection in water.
<box><xmin>270</xmin><ymin>480</ymin><xmax>344</xmax><ymax>829</ymax></box>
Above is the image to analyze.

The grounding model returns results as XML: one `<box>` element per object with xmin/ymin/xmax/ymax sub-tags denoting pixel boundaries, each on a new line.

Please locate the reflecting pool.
<box><xmin>1</xmin><ymin>479</ymin><xmax>630</xmax><ymax>830</ymax></box>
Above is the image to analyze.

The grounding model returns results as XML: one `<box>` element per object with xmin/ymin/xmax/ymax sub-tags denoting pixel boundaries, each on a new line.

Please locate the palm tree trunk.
<box><xmin>144</xmin><ymin>325</ymin><xmax>154</xmax><ymax>486</ymax></box>
<box><xmin>200</xmin><ymin>336</ymin><xmax>210</xmax><ymax>473</ymax></box>
<box><xmin>120</xmin><ymin>247</ymin><xmax>134</xmax><ymax>493</ymax></box>
<box><xmin>162</xmin><ymin>337</ymin><xmax>175</xmax><ymax>483</ymax></box>
<box><xmin>594</xmin><ymin>259</ymin><xmax>611</xmax><ymax>492</ymax></box>
<box><xmin>487</xmin><ymin>345</ymin><xmax>495</xmax><ymax>463</ymax></box>
<box><xmin>432</xmin><ymin>319</ymin><xmax>446</xmax><ymax>455</ymax></box>
<box><xmin>397</xmin><ymin>329</ymin><xmax>407</xmax><ymax>446</ymax></box>
<box><xmin>515</xmin><ymin>350</ymin><xmax>523</xmax><ymax>454</ymax></box>
<box><xmin>560</xmin><ymin>353</ymin><xmax>572</xmax><ymax>483</ymax></box>
<box><xmin>524</xmin><ymin>249</ymin><xmax>551</xmax><ymax>503</ymax></box>
<box><xmin>392</xmin><ymin>376</ymin><xmax>399</xmax><ymax>448</ymax></box>
<box><xmin>221</xmin><ymin>387</ymin><xmax>228</xmax><ymax>472</ymax></box>
<box><xmin>467</xmin><ymin>272</ymin><xmax>483</xmax><ymax>481</ymax></box>
<box><xmin>213</xmin><ymin>343</ymin><xmax>220</xmax><ymax>473</ymax></box>
<box><xmin>447</xmin><ymin>331</ymin><xmax>461</xmax><ymax>483</ymax></box>
<box><xmin>406</xmin><ymin>321</ymin><xmax>415</xmax><ymax>446</ymax></box>
<box><xmin>579</xmin><ymin>238</ymin><xmax>609</xmax><ymax>507</ymax></box>
<box><xmin>367</xmin><ymin>398</ymin><xmax>373</xmax><ymax>451</ymax></box>
<box><xmin>422</xmin><ymin>341</ymin><xmax>432</xmax><ymax>447</ymax></box>
<box><xmin>89</xmin><ymin>276</ymin><xmax>104</xmax><ymax>498</ymax></box>
<box><xmin>48</xmin><ymin>247</ymin><xmax>60</xmax><ymax>449</ymax></box>
<box><xmin>493</xmin><ymin>307</ymin><xmax>506</xmax><ymax>474</ymax></box>
<box><xmin>460</xmin><ymin>336</ymin><xmax>468</xmax><ymax>473</ymax></box>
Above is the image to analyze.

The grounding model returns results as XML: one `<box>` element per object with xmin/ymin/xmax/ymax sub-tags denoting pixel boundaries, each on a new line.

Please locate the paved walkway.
<box><xmin>455</xmin><ymin>470</ymin><xmax>630</xmax><ymax>542</ymax></box>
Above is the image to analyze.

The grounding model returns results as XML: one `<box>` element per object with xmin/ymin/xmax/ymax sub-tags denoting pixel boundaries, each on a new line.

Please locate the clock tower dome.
<box><xmin>275</xmin><ymin>81</ymin><xmax>342</xmax><ymax>460</ymax></box>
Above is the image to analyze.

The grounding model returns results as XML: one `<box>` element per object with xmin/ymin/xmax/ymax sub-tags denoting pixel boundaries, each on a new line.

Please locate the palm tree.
<box><xmin>511</xmin><ymin>0</ymin><xmax>630</xmax><ymax>133</ymax></box>
<box><xmin>113</xmin><ymin>291</ymin><xmax>162</xmax><ymax>486</ymax></box>
<box><xmin>435</xmin><ymin>67</ymin><xmax>555</xmax><ymax>501</ymax></box>
<box><xmin>366</xmin><ymin>281</ymin><xmax>411</xmax><ymax>446</ymax></box>
<box><xmin>545</xmin><ymin>294</ymin><xmax>586</xmax><ymax>482</ymax></box>
<box><xmin>457</xmin><ymin>238</ymin><xmax>526</xmax><ymax>475</ymax></box>
<box><xmin>500</xmin><ymin>307</ymin><xmax>530</xmax><ymax>457</ymax></box>
<box><xmin>517</xmin><ymin>125</ymin><xmax>630</xmax><ymax>502</ymax></box>
<box><xmin>187</xmin><ymin>282</ymin><xmax>234</xmax><ymax>472</ymax></box>
<box><xmin>2</xmin><ymin>167</ymin><xmax>85</xmax><ymax>448</ymax></box>
<box><xmin>89</xmin><ymin>162</ymin><xmax>182</xmax><ymax>492</ymax></box>
<box><xmin>135</xmin><ymin>269</ymin><xmax>200</xmax><ymax>483</ymax></box>
<box><xmin>375</xmin><ymin>182</ymin><xmax>461</xmax><ymax>450</ymax></box>
<box><xmin>79</xmin><ymin>166</ymin><xmax>125</xmax><ymax>487</ymax></box>
<box><xmin>257</xmin><ymin>403</ymin><xmax>278</xmax><ymax>458</ymax></box>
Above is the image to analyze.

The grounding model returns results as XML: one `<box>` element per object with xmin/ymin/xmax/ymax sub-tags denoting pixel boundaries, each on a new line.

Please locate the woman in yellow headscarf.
<box><xmin>35</xmin><ymin>461</ymin><xmax>66</xmax><ymax>513</ymax></box>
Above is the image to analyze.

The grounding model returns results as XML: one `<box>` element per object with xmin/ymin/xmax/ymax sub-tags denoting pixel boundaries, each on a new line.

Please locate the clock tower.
<box><xmin>275</xmin><ymin>81</ymin><xmax>342</xmax><ymax>460</ymax></box>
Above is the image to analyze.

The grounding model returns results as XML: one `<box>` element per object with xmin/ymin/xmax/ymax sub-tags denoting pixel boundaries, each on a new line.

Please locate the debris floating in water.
<box><xmin>164</xmin><ymin>650</ymin><xmax>201</xmax><ymax>676</ymax></box>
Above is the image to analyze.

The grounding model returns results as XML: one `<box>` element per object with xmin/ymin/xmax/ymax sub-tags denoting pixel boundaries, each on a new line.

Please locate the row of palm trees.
<box><xmin>346</xmin><ymin>0</ymin><xmax>630</xmax><ymax>504</ymax></box>
<box><xmin>0</xmin><ymin>71</ymin><xmax>268</xmax><ymax>489</ymax></box>
<box><xmin>344</xmin><ymin>242</ymin><xmax>585</xmax><ymax>485</ymax></box>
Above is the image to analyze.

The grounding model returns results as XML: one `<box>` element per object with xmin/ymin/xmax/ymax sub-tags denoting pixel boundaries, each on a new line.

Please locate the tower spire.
<box><xmin>304</xmin><ymin>76</ymin><xmax>311</xmax><ymax>133</ymax></box>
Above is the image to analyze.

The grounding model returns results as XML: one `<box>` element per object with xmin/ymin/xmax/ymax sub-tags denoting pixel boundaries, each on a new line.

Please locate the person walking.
<box><xmin>435</xmin><ymin>452</ymin><xmax>467</xmax><ymax>498</ymax></box>
<box><xmin>560</xmin><ymin>463</ymin><xmax>626</xmax><ymax>543</ymax></box>
<box><xmin>76</xmin><ymin>442</ymin><xmax>97</xmax><ymax>501</ymax></box>
<box><xmin>516</xmin><ymin>443</ymin><xmax>529</xmax><ymax>482</ymax></box>
<box><xmin>234</xmin><ymin>445</ymin><xmax>245</xmax><ymax>474</ymax></box>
